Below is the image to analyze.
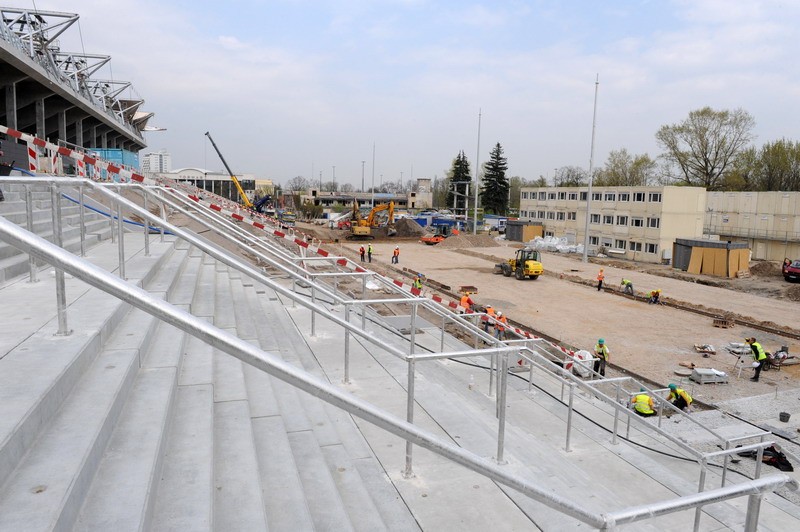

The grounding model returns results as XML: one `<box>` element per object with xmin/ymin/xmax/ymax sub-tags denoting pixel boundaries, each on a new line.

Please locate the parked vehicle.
<box><xmin>783</xmin><ymin>258</ymin><xmax>800</xmax><ymax>282</ymax></box>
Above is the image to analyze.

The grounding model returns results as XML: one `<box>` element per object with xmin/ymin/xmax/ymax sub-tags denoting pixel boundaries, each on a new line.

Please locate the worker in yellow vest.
<box><xmin>632</xmin><ymin>390</ymin><xmax>656</xmax><ymax>417</ymax></box>
<box><xmin>667</xmin><ymin>384</ymin><xmax>692</xmax><ymax>412</ymax></box>
<box><xmin>746</xmin><ymin>337</ymin><xmax>768</xmax><ymax>382</ymax></box>
<box><xmin>594</xmin><ymin>338</ymin><xmax>609</xmax><ymax>376</ymax></box>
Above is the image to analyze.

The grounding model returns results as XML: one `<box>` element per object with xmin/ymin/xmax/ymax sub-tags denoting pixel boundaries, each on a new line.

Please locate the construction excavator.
<box><xmin>348</xmin><ymin>201</ymin><xmax>395</xmax><ymax>239</ymax></box>
<box><xmin>204</xmin><ymin>131</ymin><xmax>254</xmax><ymax>209</ymax></box>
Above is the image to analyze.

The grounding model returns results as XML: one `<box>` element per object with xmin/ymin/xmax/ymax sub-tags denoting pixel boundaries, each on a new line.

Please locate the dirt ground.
<box><xmin>295</xmin><ymin>221</ymin><xmax>800</xmax><ymax>407</ymax></box>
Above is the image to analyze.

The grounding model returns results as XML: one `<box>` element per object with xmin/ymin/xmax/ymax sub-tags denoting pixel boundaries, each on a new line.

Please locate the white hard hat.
<box><xmin>497</xmin><ymin>311</ymin><xmax>502</xmax><ymax>317</ymax></box>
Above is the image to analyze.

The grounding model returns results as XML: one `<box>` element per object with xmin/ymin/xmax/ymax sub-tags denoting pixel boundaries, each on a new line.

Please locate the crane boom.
<box><xmin>204</xmin><ymin>131</ymin><xmax>254</xmax><ymax>208</ymax></box>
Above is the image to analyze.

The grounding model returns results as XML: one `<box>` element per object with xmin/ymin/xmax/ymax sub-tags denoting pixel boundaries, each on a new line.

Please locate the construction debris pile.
<box><xmin>529</xmin><ymin>235</ymin><xmax>584</xmax><ymax>255</ymax></box>
<box><xmin>394</xmin><ymin>218</ymin><xmax>427</xmax><ymax>237</ymax></box>
<box><xmin>436</xmin><ymin>234</ymin><xmax>498</xmax><ymax>249</ymax></box>
<box><xmin>750</xmin><ymin>261</ymin><xmax>780</xmax><ymax>277</ymax></box>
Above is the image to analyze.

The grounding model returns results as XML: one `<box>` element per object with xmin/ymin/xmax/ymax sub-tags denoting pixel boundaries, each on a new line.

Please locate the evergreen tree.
<box><xmin>446</xmin><ymin>150</ymin><xmax>472</xmax><ymax>214</ymax></box>
<box><xmin>479</xmin><ymin>143</ymin><xmax>509</xmax><ymax>215</ymax></box>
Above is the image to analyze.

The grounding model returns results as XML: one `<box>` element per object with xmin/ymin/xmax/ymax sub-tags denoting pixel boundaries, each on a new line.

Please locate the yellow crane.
<box><xmin>204</xmin><ymin>131</ymin><xmax>254</xmax><ymax>209</ymax></box>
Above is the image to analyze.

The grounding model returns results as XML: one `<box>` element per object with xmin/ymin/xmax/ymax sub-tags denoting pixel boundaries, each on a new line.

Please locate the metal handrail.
<box><xmin>2</xmin><ymin>188</ymin><xmax>797</xmax><ymax>530</ymax></box>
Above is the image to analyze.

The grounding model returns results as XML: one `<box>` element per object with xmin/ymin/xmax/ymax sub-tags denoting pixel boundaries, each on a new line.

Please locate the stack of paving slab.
<box><xmin>2</xmin><ymin>180</ymin><xmax>800</xmax><ymax>531</ymax></box>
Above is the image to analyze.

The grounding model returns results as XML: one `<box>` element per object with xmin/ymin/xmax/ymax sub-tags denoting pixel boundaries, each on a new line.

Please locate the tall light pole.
<box><xmin>582</xmin><ymin>74</ymin><xmax>600</xmax><ymax>263</ymax></box>
<box><xmin>319</xmin><ymin>170</ymin><xmax>323</xmax><ymax>191</ymax></box>
<box><xmin>371</xmin><ymin>143</ymin><xmax>376</xmax><ymax>207</ymax></box>
<box><xmin>473</xmin><ymin>108</ymin><xmax>482</xmax><ymax>235</ymax></box>
<box><xmin>332</xmin><ymin>165</ymin><xmax>336</xmax><ymax>192</ymax></box>
<box><xmin>361</xmin><ymin>160</ymin><xmax>365</xmax><ymax>192</ymax></box>
<box><xmin>400</xmin><ymin>171</ymin><xmax>403</xmax><ymax>191</ymax></box>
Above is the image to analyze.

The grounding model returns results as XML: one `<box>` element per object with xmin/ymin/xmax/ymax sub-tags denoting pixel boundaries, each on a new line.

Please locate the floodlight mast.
<box><xmin>204</xmin><ymin>131</ymin><xmax>254</xmax><ymax>209</ymax></box>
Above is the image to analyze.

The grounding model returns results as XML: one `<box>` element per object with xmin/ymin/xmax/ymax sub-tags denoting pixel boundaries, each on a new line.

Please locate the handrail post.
<box><xmin>441</xmin><ymin>314</ymin><xmax>446</xmax><ymax>351</ymax></box>
<box><xmin>116</xmin><ymin>200</ymin><xmax>126</xmax><ymax>280</ymax></box>
<box><xmin>496</xmin><ymin>351</ymin><xmax>509</xmax><ymax>464</ymax></box>
<box><xmin>565</xmin><ymin>381</ymin><xmax>576</xmax><ymax>452</ymax></box>
<box><xmin>409</xmin><ymin>302</ymin><xmax>417</xmax><ymax>356</ymax></box>
<box><xmin>361</xmin><ymin>275</ymin><xmax>367</xmax><ymax>329</ymax></box>
<box><xmin>310</xmin><ymin>285</ymin><xmax>316</xmax><ymax>336</ymax></box>
<box><xmin>404</xmin><ymin>357</ymin><xmax>416</xmax><ymax>478</ymax></box>
<box><xmin>78</xmin><ymin>185</ymin><xmax>86</xmax><ymax>256</ymax></box>
<box><xmin>142</xmin><ymin>192</ymin><xmax>150</xmax><ymax>256</ymax></box>
<box><xmin>693</xmin><ymin>459</ymin><xmax>708</xmax><ymax>532</ymax></box>
<box><xmin>25</xmin><ymin>185</ymin><xmax>38</xmax><ymax>283</ymax></box>
<box><xmin>612</xmin><ymin>383</ymin><xmax>621</xmax><ymax>445</ymax></box>
<box><xmin>158</xmin><ymin>202</ymin><xmax>166</xmax><ymax>242</ymax></box>
<box><xmin>50</xmin><ymin>187</ymin><xmax>71</xmax><ymax>336</ymax></box>
<box><xmin>721</xmin><ymin>440</ymin><xmax>731</xmax><ymax>487</ymax></box>
<box><xmin>343</xmin><ymin>303</ymin><xmax>351</xmax><ymax>384</ymax></box>
<box><xmin>489</xmin><ymin>352</ymin><xmax>495</xmax><ymax>397</ymax></box>
<box><xmin>745</xmin><ymin>492</ymin><xmax>763</xmax><ymax>532</ymax></box>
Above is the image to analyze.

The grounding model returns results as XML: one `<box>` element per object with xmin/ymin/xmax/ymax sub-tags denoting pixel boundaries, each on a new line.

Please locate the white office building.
<box><xmin>141</xmin><ymin>150</ymin><xmax>172</xmax><ymax>174</ymax></box>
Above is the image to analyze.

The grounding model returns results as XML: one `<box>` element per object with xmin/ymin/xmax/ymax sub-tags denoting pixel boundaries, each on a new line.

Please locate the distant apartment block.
<box><xmin>518</xmin><ymin>186</ymin><xmax>706</xmax><ymax>263</ymax></box>
<box><xmin>705</xmin><ymin>191</ymin><xmax>800</xmax><ymax>261</ymax></box>
<box><xmin>141</xmin><ymin>150</ymin><xmax>171</xmax><ymax>174</ymax></box>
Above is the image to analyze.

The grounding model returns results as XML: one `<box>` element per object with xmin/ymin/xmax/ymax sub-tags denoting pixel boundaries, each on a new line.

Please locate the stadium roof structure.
<box><xmin>0</xmin><ymin>6</ymin><xmax>150</xmax><ymax>151</ymax></box>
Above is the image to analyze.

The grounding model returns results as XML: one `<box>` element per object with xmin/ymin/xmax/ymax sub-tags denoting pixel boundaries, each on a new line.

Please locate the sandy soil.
<box><xmin>319</xmin><ymin>231</ymin><xmax>800</xmax><ymax>407</ymax></box>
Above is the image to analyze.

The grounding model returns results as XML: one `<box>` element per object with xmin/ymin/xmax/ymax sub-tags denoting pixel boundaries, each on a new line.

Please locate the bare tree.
<box><xmin>285</xmin><ymin>175</ymin><xmax>309</xmax><ymax>193</ymax></box>
<box><xmin>553</xmin><ymin>166</ymin><xmax>587</xmax><ymax>187</ymax></box>
<box><xmin>656</xmin><ymin>107</ymin><xmax>756</xmax><ymax>190</ymax></box>
<box><xmin>595</xmin><ymin>149</ymin><xmax>657</xmax><ymax>186</ymax></box>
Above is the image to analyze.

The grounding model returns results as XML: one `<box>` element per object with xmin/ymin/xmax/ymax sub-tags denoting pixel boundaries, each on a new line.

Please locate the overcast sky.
<box><xmin>26</xmin><ymin>0</ymin><xmax>800</xmax><ymax>188</ymax></box>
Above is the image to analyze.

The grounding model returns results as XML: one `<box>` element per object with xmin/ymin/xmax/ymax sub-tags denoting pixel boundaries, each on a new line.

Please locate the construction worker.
<box><xmin>359</xmin><ymin>245</ymin><xmax>365</xmax><ymax>262</ymax></box>
<box><xmin>596</xmin><ymin>268</ymin><xmax>605</xmax><ymax>291</ymax></box>
<box><xmin>412</xmin><ymin>273</ymin><xmax>423</xmax><ymax>291</ymax></box>
<box><xmin>367</xmin><ymin>243</ymin><xmax>373</xmax><ymax>263</ymax></box>
<box><xmin>746</xmin><ymin>337</ymin><xmax>768</xmax><ymax>382</ymax></box>
<box><xmin>495</xmin><ymin>311</ymin><xmax>508</xmax><ymax>340</ymax></box>
<box><xmin>459</xmin><ymin>292</ymin><xmax>475</xmax><ymax>313</ymax></box>
<box><xmin>648</xmin><ymin>289</ymin><xmax>662</xmax><ymax>304</ymax></box>
<box><xmin>594</xmin><ymin>338</ymin><xmax>609</xmax><ymax>376</ymax></box>
<box><xmin>667</xmin><ymin>383</ymin><xmax>692</xmax><ymax>412</ymax></box>
<box><xmin>632</xmin><ymin>389</ymin><xmax>656</xmax><ymax>417</ymax></box>
<box><xmin>620</xmin><ymin>278</ymin><xmax>634</xmax><ymax>296</ymax></box>
<box><xmin>483</xmin><ymin>304</ymin><xmax>495</xmax><ymax>333</ymax></box>
<box><xmin>392</xmin><ymin>246</ymin><xmax>400</xmax><ymax>264</ymax></box>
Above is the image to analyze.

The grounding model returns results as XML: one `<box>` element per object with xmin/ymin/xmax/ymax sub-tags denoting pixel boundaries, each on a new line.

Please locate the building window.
<box><xmin>645</xmin><ymin>243</ymin><xmax>658</xmax><ymax>254</ymax></box>
<box><xmin>649</xmin><ymin>192</ymin><xmax>662</xmax><ymax>202</ymax></box>
<box><xmin>538</xmin><ymin>191</ymin><xmax>547</xmax><ymax>200</ymax></box>
<box><xmin>520</xmin><ymin>210</ymin><xmax>527</xmax><ymax>217</ymax></box>
<box><xmin>614</xmin><ymin>239</ymin><xmax>627</xmax><ymax>250</ymax></box>
<box><xmin>590</xmin><ymin>213</ymin><xmax>601</xmax><ymax>224</ymax></box>
<box><xmin>558</xmin><ymin>191</ymin><xmax>566</xmax><ymax>200</ymax></box>
<box><xmin>616</xmin><ymin>215</ymin><xmax>628</xmax><ymax>226</ymax></box>
<box><xmin>522</xmin><ymin>192</ymin><xmax>528</xmax><ymax>199</ymax></box>
<box><xmin>567</xmin><ymin>211</ymin><xmax>576</xmax><ymax>220</ymax></box>
<box><xmin>592</xmin><ymin>192</ymin><xmax>602</xmax><ymax>201</ymax></box>
<box><xmin>580</xmin><ymin>192</ymin><xmax>588</xmax><ymax>201</ymax></box>
<box><xmin>603</xmin><ymin>215</ymin><xmax>614</xmax><ymax>224</ymax></box>
<box><xmin>618</xmin><ymin>192</ymin><xmax>630</xmax><ymax>202</ymax></box>
<box><xmin>545</xmin><ymin>231</ymin><xmax>554</xmax><ymax>237</ymax></box>
<box><xmin>589</xmin><ymin>236</ymin><xmax>599</xmax><ymax>245</ymax></box>
<box><xmin>629</xmin><ymin>241</ymin><xmax>642</xmax><ymax>252</ymax></box>
<box><xmin>634</xmin><ymin>192</ymin><xmax>645</xmax><ymax>202</ymax></box>
<box><xmin>557</xmin><ymin>212</ymin><xmax>565</xmax><ymax>220</ymax></box>
<box><xmin>548</xmin><ymin>192</ymin><xmax>557</xmax><ymax>200</ymax></box>
<box><xmin>647</xmin><ymin>217</ymin><xmax>660</xmax><ymax>228</ymax></box>
<box><xmin>604</xmin><ymin>192</ymin><xmax>616</xmax><ymax>201</ymax></box>
<box><xmin>547</xmin><ymin>211</ymin><xmax>555</xmax><ymax>220</ymax></box>
<box><xmin>631</xmin><ymin>217</ymin><xmax>644</xmax><ymax>227</ymax></box>
<box><xmin>568</xmin><ymin>192</ymin><xmax>578</xmax><ymax>200</ymax></box>
<box><xmin>537</xmin><ymin>211</ymin><xmax>545</xmax><ymax>219</ymax></box>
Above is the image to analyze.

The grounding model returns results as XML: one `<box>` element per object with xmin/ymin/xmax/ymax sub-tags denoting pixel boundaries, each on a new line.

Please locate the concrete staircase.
<box><xmin>2</xmin><ymin>180</ymin><xmax>800</xmax><ymax>531</ymax></box>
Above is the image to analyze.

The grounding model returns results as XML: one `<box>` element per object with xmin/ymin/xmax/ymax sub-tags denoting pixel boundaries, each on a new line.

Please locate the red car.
<box><xmin>783</xmin><ymin>258</ymin><xmax>800</xmax><ymax>282</ymax></box>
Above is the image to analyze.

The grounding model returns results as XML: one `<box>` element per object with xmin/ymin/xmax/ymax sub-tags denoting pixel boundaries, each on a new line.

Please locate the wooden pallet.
<box><xmin>736</xmin><ymin>270</ymin><xmax>751</xmax><ymax>278</ymax></box>
<box><xmin>713</xmin><ymin>317</ymin><xmax>734</xmax><ymax>328</ymax></box>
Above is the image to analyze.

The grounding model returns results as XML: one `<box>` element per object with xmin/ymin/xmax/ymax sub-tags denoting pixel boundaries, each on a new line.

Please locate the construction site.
<box><xmin>4</xmin><ymin>6</ymin><xmax>800</xmax><ymax>530</ymax></box>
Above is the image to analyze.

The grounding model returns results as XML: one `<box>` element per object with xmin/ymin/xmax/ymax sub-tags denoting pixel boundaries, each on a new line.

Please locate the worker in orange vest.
<box><xmin>483</xmin><ymin>304</ymin><xmax>495</xmax><ymax>333</ymax></box>
<box><xmin>392</xmin><ymin>246</ymin><xmax>400</xmax><ymax>264</ymax></box>
<box><xmin>596</xmin><ymin>268</ymin><xmax>605</xmax><ymax>291</ymax></box>
<box><xmin>459</xmin><ymin>292</ymin><xmax>475</xmax><ymax>313</ymax></box>
<box><xmin>495</xmin><ymin>311</ymin><xmax>508</xmax><ymax>340</ymax></box>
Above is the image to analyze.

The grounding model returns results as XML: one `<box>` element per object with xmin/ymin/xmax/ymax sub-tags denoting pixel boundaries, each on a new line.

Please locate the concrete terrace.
<box><xmin>1</xmin><ymin>176</ymin><xmax>799</xmax><ymax>531</ymax></box>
